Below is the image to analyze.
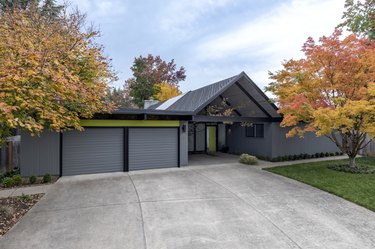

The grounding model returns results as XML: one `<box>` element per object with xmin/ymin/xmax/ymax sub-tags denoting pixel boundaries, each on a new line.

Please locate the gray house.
<box><xmin>20</xmin><ymin>72</ymin><xmax>338</xmax><ymax>176</ymax></box>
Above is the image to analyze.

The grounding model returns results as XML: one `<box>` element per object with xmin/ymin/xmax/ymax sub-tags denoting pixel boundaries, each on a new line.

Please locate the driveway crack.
<box><xmin>128</xmin><ymin>173</ymin><xmax>148</xmax><ymax>249</ymax></box>
<box><xmin>188</xmin><ymin>168</ymin><xmax>303</xmax><ymax>249</ymax></box>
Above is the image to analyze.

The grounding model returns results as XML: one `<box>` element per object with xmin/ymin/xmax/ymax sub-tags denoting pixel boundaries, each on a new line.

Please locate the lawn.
<box><xmin>265</xmin><ymin>157</ymin><xmax>375</xmax><ymax>212</ymax></box>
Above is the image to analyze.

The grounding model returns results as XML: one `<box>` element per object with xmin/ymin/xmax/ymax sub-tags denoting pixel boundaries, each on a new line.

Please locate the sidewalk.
<box><xmin>0</xmin><ymin>184</ymin><xmax>52</xmax><ymax>198</ymax></box>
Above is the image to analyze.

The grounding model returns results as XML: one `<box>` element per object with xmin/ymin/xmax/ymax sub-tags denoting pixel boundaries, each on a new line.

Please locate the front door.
<box><xmin>207</xmin><ymin>126</ymin><xmax>217</xmax><ymax>152</ymax></box>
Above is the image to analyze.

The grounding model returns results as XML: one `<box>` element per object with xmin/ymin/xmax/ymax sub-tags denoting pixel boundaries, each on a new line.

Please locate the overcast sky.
<box><xmin>62</xmin><ymin>0</ymin><xmax>345</xmax><ymax>94</ymax></box>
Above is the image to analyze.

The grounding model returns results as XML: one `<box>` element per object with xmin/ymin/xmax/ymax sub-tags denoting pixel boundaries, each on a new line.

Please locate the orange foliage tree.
<box><xmin>0</xmin><ymin>4</ymin><xmax>116</xmax><ymax>145</ymax></box>
<box><xmin>267</xmin><ymin>30</ymin><xmax>375</xmax><ymax>168</ymax></box>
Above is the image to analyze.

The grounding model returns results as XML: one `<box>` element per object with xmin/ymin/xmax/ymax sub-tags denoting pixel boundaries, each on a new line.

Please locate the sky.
<box><xmin>62</xmin><ymin>0</ymin><xmax>345</xmax><ymax>95</ymax></box>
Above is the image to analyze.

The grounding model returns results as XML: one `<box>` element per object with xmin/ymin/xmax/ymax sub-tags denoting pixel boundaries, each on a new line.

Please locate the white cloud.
<box><xmin>191</xmin><ymin>0</ymin><xmax>345</xmax><ymax>91</ymax></box>
<box><xmin>66</xmin><ymin>0</ymin><xmax>127</xmax><ymax>18</ymax></box>
<box><xmin>159</xmin><ymin>0</ymin><xmax>232</xmax><ymax>37</ymax></box>
<box><xmin>196</xmin><ymin>0</ymin><xmax>344</xmax><ymax>60</ymax></box>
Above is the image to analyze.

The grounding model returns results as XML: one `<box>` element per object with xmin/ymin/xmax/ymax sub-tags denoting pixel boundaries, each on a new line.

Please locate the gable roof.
<box><xmin>148</xmin><ymin>72</ymin><xmax>280</xmax><ymax>118</ymax></box>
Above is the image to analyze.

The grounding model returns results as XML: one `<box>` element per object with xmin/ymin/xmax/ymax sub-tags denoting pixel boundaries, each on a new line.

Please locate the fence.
<box><xmin>0</xmin><ymin>136</ymin><xmax>20</xmax><ymax>173</ymax></box>
<box><xmin>360</xmin><ymin>136</ymin><xmax>375</xmax><ymax>155</ymax></box>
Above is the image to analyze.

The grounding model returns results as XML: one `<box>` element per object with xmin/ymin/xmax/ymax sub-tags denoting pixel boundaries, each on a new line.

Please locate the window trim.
<box><xmin>245</xmin><ymin>124</ymin><xmax>264</xmax><ymax>138</ymax></box>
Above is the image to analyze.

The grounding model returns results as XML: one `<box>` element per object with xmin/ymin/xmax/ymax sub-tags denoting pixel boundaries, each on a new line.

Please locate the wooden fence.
<box><xmin>0</xmin><ymin>136</ymin><xmax>20</xmax><ymax>173</ymax></box>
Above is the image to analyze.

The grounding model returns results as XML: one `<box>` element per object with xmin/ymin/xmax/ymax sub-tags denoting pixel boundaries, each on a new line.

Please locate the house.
<box><xmin>20</xmin><ymin>72</ymin><xmax>338</xmax><ymax>176</ymax></box>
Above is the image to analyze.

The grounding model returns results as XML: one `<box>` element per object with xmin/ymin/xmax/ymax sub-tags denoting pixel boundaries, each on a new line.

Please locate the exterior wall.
<box><xmin>226</xmin><ymin>122</ymin><xmax>339</xmax><ymax>159</ymax></box>
<box><xmin>180</xmin><ymin>121</ymin><xmax>188</xmax><ymax>166</ymax></box>
<box><xmin>270</xmin><ymin>123</ymin><xmax>339</xmax><ymax>157</ymax></box>
<box><xmin>227</xmin><ymin>122</ymin><xmax>273</xmax><ymax>158</ymax></box>
<box><xmin>20</xmin><ymin>131</ymin><xmax>60</xmax><ymax>176</ymax></box>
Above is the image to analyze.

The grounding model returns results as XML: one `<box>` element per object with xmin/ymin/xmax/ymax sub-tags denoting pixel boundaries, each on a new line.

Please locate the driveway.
<box><xmin>1</xmin><ymin>162</ymin><xmax>375</xmax><ymax>249</ymax></box>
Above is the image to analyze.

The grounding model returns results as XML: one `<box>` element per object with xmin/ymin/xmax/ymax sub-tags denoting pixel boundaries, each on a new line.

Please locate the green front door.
<box><xmin>207</xmin><ymin>126</ymin><xmax>217</xmax><ymax>152</ymax></box>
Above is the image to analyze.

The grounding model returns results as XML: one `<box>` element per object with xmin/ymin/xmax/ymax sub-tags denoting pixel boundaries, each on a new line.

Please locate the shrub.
<box><xmin>12</xmin><ymin>175</ymin><xmax>23</xmax><ymax>186</ymax></box>
<box><xmin>239</xmin><ymin>154</ymin><xmax>258</xmax><ymax>165</ymax></box>
<box><xmin>2</xmin><ymin>177</ymin><xmax>15</xmax><ymax>188</ymax></box>
<box><xmin>43</xmin><ymin>174</ymin><xmax>51</xmax><ymax>183</ymax></box>
<box><xmin>327</xmin><ymin>164</ymin><xmax>375</xmax><ymax>174</ymax></box>
<box><xmin>329</xmin><ymin>152</ymin><xmax>335</xmax><ymax>156</ymax></box>
<box><xmin>20</xmin><ymin>193</ymin><xmax>32</xmax><ymax>202</ymax></box>
<box><xmin>0</xmin><ymin>205</ymin><xmax>14</xmax><ymax>217</ymax></box>
<box><xmin>29</xmin><ymin>175</ymin><xmax>37</xmax><ymax>184</ymax></box>
<box><xmin>0</xmin><ymin>168</ymin><xmax>20</xmax><ymax>183</ymax></box>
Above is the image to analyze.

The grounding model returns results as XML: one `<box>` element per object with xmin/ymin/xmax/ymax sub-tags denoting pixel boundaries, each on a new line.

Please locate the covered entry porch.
<box><xmin>188</xmin><ymin>122</ymin><xmax>228</xmax><ymax>154</ymax></box>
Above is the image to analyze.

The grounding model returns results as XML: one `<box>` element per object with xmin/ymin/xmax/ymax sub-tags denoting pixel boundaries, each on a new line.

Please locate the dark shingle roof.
<box><xmin>159</xmin><ymin>74</ymin><xmax>240</xmax><ymax>113</ymax></box>
<box><xmin>146</xmin><ymin>71</ymin><xmax>279</xmax><ymax>117</ymax></box>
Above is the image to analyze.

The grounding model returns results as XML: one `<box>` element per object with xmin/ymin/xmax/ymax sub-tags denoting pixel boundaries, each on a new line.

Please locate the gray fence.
<box><xmin>360</xmin><ymin>136</ymin><xmax>375</xmax><ymax>156</ymax></box>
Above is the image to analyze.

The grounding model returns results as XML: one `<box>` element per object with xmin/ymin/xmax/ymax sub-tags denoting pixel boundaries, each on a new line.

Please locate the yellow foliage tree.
<box><xmin>0</xmin><ymin>4</ymin><xmax>116</xmax><ymax>145</ymax></box>
<box><xmin>154</xmin><ymin>82</ymin><xmax>182</xmax><ymax>102</ymax></box>
<box><xmin>267</xmin><ymin>30</ymin><xmax>375</xmax><ymax>168</ymax></box>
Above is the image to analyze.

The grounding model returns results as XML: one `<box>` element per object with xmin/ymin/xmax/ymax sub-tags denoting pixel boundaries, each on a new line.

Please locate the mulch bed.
<box><xmin>0</xmin><ymin>193</ymin><xmax>44</xmax><ymax>236</ymax></box>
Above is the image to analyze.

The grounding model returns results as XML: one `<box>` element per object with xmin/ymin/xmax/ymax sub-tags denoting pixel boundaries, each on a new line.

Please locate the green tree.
<box><xmin>338</xmin><ymin>0</ymin><xmax>375</xmax><ymax>39</ymax></box>
<box><xmin>0</xmin><ymin>0</ymin><xmax>63</xmax><ymax>17</ymax></box>
<box><xmin>124</xmin><ymin>55</ymin><xmax>186</xmax><ymax>108</ymax></box>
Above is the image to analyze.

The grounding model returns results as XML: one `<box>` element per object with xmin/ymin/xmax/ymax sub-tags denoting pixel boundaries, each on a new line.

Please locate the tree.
<box><xmin>107</xmin><ymin>87</ymin><xmax>134</xmax><ymax>108</ymax></box>
<box><xmin>154</xmin><ymin>82</ymin><xmax>182</xmax><ymax>101</ymax></box>
<box><xmin>338</xmin><ymin>0</ymin><xmax>375</xmax><ymax>39</ymax></box>
<box><xmin>0</xmin><ymin>3</ymin><xmax>116</xmax><ymax>145</ymax></box>
<box><xmin>267</xmin><ymin>30</ymin><xmax>375</xmax><ymax>168</ymax></box>
<box><xmin>0</xmin><ymin>0</ymin><xmax>62</xmax><ymax>15</ymax></box>
<box><xmin>124</xmin><ymin>55</ymin><xmax>186</xmax><ymax>108</ymax></box>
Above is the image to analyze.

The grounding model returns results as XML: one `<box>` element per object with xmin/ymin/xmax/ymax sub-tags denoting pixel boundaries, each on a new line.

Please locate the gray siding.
<box><xmin>271</xmin><ymin>123</ymin><xmax>339</xmax><ymax>157</ymax></box>
<box><xmin>226</xmin><ymin>122</ymin><xmax>339</xmax><ymax>159</ymax></box>
<box><xmin>227</xmin><ymin>123</ymin><xmax>273</xmax><ymax>158</ymax></box>
<box><xmin>20</xmin><ymin>131</ymin><xmax>60</xmax><ymax>176</ymax></box>
<box><xmin>62</xmin><ymin>129</ymin><xmax>123</xmax><ymax>176</ymax></box>
<box><xmin>129</xmin><ymin>128</ymin><xmax>178</xmax><ymax>170</ymax></box>
<box><xmin>180</xmin><ymin>122</ymin><xmax>188</xmax><ymax>166</ymax></box>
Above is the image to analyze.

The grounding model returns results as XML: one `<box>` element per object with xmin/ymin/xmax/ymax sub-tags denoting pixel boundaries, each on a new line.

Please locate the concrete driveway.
<box><xmin>1</xmin><ymin>162</ymin><xmax>375</xmax><ymax>249</ymax></box>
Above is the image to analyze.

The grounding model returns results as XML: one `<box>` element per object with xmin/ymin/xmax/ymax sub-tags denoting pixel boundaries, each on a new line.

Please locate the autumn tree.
<box><xmin>338</xmin><ymin>0</ymin><xmax>375</xmax><ymax>39</ymax></box>
<box><xmin>0</xmin><ymin>3</ymin><xmax>116</xmax><ymax>145</ymax></box>
<box><xmin>107</xmin><ymin>87</ymin><xmax>134</xmax><ymax>108</ymax></box>
<box><xmin>267</xmin><ymin>30</ymin><xmax>375</xmax><ymax>168</ymax></box>
<box><xmin>124</xmin><ymin>55</ymin><xmax>186</xmax><ymax>108</ymax></box>
<box><xmin>154</xmin><ymin>82</ymin><xmax>182</xmax><ymax>102</ymax></box>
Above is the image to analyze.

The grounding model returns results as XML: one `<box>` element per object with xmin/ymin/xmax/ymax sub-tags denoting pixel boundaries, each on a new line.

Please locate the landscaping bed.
<box><xmin>0</xmin><ymin>168</ymin><xmax>58</xmax><ymax>190</ymax></box>
<box><xmin>265</xmin><ymin>157</ymin><xmax>375</xmax><ymax>212</ymax></box>
<box><xmin>0</xmin><ymin>194</ymin><xmax>44</xmax><ymax>236</ymax></box>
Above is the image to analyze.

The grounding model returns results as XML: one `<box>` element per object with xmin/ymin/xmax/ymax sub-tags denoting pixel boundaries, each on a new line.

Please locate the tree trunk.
<box><xmin>349</xmin><ymin>156</ymin><xmax>357</xmax><ymax>168</ymax></box>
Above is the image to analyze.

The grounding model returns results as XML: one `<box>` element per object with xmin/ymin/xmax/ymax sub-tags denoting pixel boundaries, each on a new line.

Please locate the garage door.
<box><xmin>129</xmin><ymin>128</ymin><xmax>178</xmax><ymax>170</ymax></box>
<box><xmin>63</xmin><ymin>128</ymin><xmax>124</xmax><ymax>176</ymax></box>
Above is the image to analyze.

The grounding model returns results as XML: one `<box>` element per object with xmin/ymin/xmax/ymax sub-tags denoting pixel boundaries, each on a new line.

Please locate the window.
<box><xmin>246</xmin><ymin>124</ymin><xmax>264</xmax><ymax>138</ymax></box>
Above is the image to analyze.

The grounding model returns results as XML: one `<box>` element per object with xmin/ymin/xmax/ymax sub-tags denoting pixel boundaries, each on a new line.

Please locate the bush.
<box><xmin>0</xmin><ymin>168</ymin><xmax>20</xmax><ymax>183</ymax></box>
<box><xmin>12</xmin><ymin>175</ymin><xmax>23</xmax><ymax>186</ymax></box>
<box><xmin>2</xmin><ymin>177</ymin><xmax>15</xmax><ymax>188</ymax></box>
<box><xmin>239</xmin><ymin>154</ymin><xmax>258</xmax><ymax>165</ymax></box>
<box><xmin>20</xmin><ymin>193</ymin><xmax>32</xmax><ymax>202</ymax></box>
<box><xmin>329</xmin><ymin>152</ymin><xmax>335</xmax><ymax>156</ymax></box>
<box><xmin>328</xmin><ymin>164</ymin><xmax>375</xmax><ymax>174</ymax></box>
<box><xmin>43</xmin><ymin>174</ymin><xmax>51</xmax><ymax>183</ymax></box>
<box><xmin>29</xmin><ymin>175</ymin><xmax>37</xmax><ymax>184</ymax></box>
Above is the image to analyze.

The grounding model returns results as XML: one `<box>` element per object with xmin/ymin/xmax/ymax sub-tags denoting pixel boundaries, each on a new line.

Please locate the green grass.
<box><xmin>265</xmin><ymin>157</ymin><xmax>375</xmax><ymax>212</ymax></box>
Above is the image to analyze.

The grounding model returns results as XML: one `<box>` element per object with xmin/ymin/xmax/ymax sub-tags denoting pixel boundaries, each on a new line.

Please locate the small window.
<box><xmin>246</xmin><ymin>124</ymin><xmax>264</xmax><ymax>138</ymax></box>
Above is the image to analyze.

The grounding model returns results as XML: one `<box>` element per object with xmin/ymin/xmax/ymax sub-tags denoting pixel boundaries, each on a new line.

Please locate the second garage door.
<box><xmin>128</xmin><ymin>128</ymin><xmax>178</xmax><ymax>170</ymax></box>
<box><xmin>63</xmin><ymin>128</ymin><xmax>124</xmax><ymax>176</ymax></box>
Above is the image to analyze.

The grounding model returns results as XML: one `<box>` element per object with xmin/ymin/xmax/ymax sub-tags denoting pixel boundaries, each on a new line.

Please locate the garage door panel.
<box><xmin>129</xmin><ymin>128</ymin><xmax>178</xmax><ymax>170</ymax></box>
<box><xmin>63</xmin><ymin>128</ymin><xmax>124</xmax><ymax>176</ymax></box>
